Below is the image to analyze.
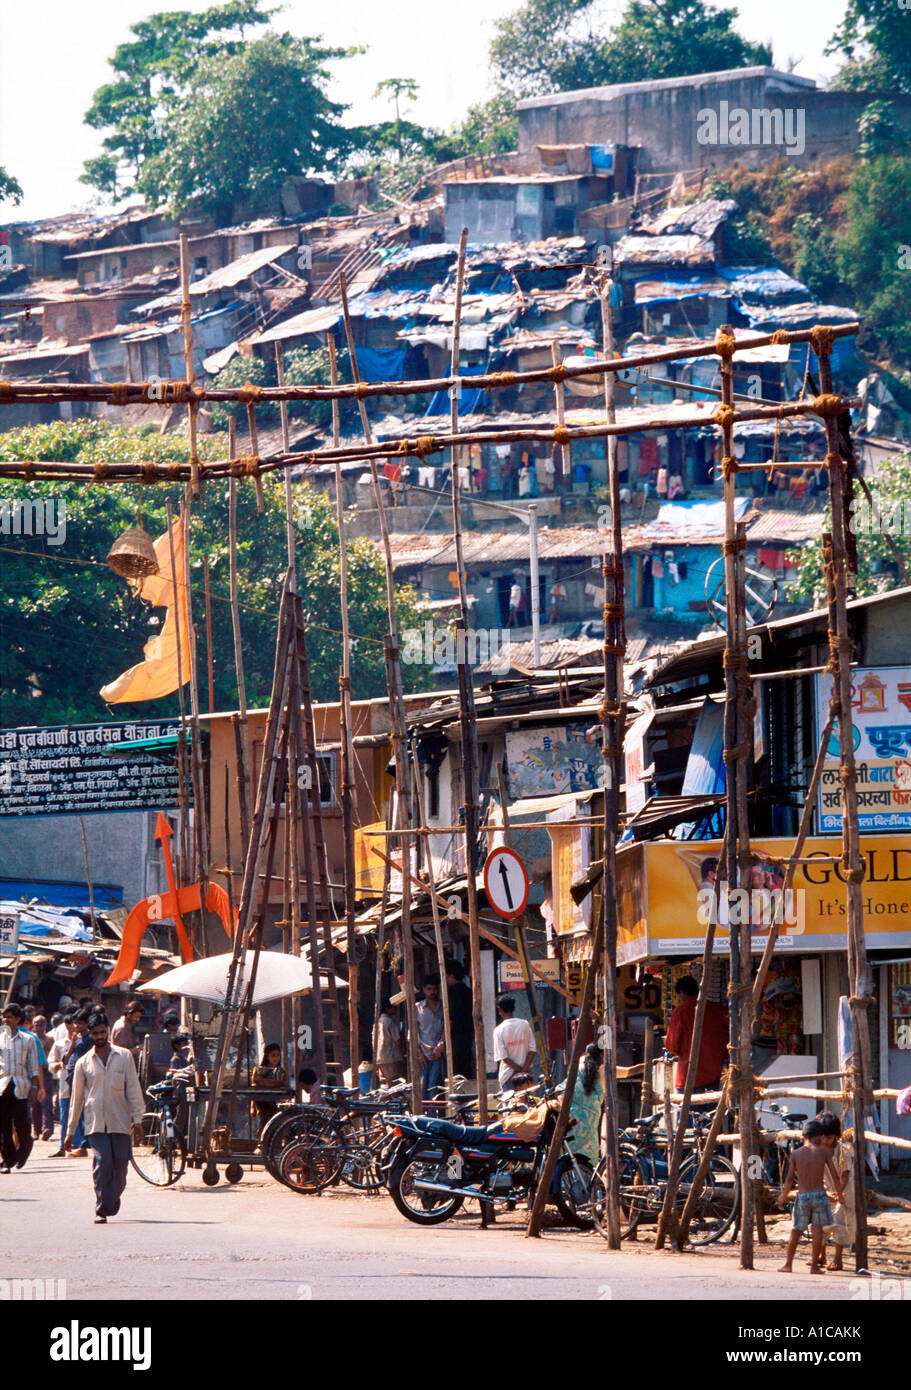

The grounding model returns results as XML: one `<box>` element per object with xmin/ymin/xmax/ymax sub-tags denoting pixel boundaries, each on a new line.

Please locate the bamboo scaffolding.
<box><xmin>227</xmin><ymin>416</ymin><xmax>251</xmax><ymax>856</ymax></box>
<box><xmin>412</xmin><ymin>737</ymin><xmax>456</xmax><ymax>1104</ymax></box>
<box><xmin>178</xmin><ymin>232</ymin><xmax>200</xmax><ymax>499</ymax></box>
<box><xmin>165</xmin><ymin>497</ymin><xmax>192</xmax><ymax>891</ymax></box>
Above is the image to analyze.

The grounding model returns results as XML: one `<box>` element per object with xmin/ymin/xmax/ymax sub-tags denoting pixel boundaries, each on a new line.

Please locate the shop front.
<box><xmin>616</xmin><ymin>835</ymin><xmax>911</xmax><ymax>1158</ymax></box>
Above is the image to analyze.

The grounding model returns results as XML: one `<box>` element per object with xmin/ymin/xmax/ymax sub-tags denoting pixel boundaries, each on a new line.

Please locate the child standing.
<box><xmin>776</xmin><ymin>1118</ymin><xmax>844</xmax><ymax>1274</ymax></box>
<box><xmin>817</xmin><ymin>1112</ymin><xmax>856</xmax><ymax>1271</ymax></box>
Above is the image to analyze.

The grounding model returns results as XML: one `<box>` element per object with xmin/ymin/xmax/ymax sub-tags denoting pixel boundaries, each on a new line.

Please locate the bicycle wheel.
<box><xmin>260</xmin><ymin>1104</ymin><xmax>307</xmax><ymax>1165</ymax></box>
<box><xmin>277</xmin><ymin>1135</ymin><xmax>346</xmax><ymax>1194</ymax></box>
<box><xmin>592</xmin><ymin>1143</ymin><xmax>650</xmax><ymax>1240</ymax></box>
<box><xmin>130</xmin><ymin>1112</ymin><xmax>187</xmax><ymax>1188</ymax></box>
<box><xmin>340</xmin><ymin>1114</ymin><xmax>387</xmax><ymax>1191</ymax></box>
<box><xmin>554</xmin><ymin>1154</ymin><xmax>595</xmax><ymax>1228</ymax></box>
<box><xmin>264</xmin><ymin>1108</ymin><xmax>342</xmax><ymax>1185</ymax></box>
<box><xmin>679</xmin><ymin>1152</ymin><xmax>740</xmax><ymax>1245</ymax></box>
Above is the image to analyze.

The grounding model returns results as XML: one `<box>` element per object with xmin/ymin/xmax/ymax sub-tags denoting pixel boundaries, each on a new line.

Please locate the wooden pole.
<box><xmin>273</xmin><ymin>343</ymin><xmax>297</xmax><ymax>592</ymax></box>
<box><xmin>246</xmin><ymin>401</ymin><xmax>266</xmax><ymax>515</ymax></box>
<box><xmin>550</xmin><ymin>339</ymin><xmax>569</xmax><ymax>478</ymax></box>
<box><xmin>78</xmin><ymin>817</ymin><xmax>96</xmax><ymax>937</ymax></box>
<box><xmin>338</xmin><ymin>271</ymin><xmax>422</xmax><ymax>1112</ymax></box>
<box><xmin>496</xmin><ymin>764</ymin><xmax>550</xmax><ymax>1081</ymax></box>
<box><xmin>640</xmin><ymin>1019</ymin><xmax>654</xmax><ymax>1117</ymax></box>
<box><xmin>181</xmin><ymin>494</ymin><xmax>211</xmax><ymax>950</ymax></box>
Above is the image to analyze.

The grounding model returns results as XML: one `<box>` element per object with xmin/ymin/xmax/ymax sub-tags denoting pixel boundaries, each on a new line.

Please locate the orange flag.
<box><xmin>100</xmin><ymin>518</ymin><xmax>191</xmax><ymax>703</ymax></box>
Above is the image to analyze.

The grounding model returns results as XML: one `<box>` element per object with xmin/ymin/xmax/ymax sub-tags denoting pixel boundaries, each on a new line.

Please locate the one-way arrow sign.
<box><xmin>483</xmin><ymin>847</ymin><xmax>530</xmax><ymax>920</ymax></box>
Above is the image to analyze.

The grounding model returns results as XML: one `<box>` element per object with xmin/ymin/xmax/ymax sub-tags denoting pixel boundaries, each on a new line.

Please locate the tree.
<box><xmin>138</xmin><ymin>33</ymin><xmax>354</xmax><ymax>220</ymax></box>
<box><xmin>490</xmin><ymin>0</ymin><xmax>771</xmax><ymax>98</ymax></box>
<box><xmin>0</xmin><ymin>167</ymin><xmax>23</xmax><ymax>206</ymax></box>
<box><xmin>0</xmin><ymin>421</ymin><xmax>430</xmax><ymax>728</ymax></box>
<box><xmin>431</xmin><ymin>94</ymin><xmax>519</xmax><ymax>162</ymax></box>
<box><xmin>836</xmin><ymin>156</ymin><xmax>911</xmax><ymax>361</ymax></box>
<box><xmin>787</xmin><ymin>452</ymin><xmax>911</xmax><ymax>605</ymax></box>
<box><xmin>827</xmin><ymin>0</ymin><xmax>911</xmax><ymax>94</ymax></box>
<box><xmin>373</xmin><ymin>78</ymin><xmax>421</xmax><ymax>161</ymax></box>
<box><xmin>81</xmin><ymin>1</ymin><xmax>274</xmax><ymax>198</ymax></box>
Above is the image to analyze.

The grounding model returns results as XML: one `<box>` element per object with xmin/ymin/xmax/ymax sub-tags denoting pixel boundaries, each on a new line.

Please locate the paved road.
<box><xmin>2</xmin><ymin>1139</ymin><xmax>868</xmax><ymax>1301</ymax></box>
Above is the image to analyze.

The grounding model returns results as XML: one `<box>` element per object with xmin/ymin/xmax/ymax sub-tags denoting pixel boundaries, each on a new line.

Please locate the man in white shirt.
<box><xmin>492</xmin><ymin>995</ymin><xmax>537</xmax><ymax>1094</ymax></box>
<box><xmin>66</xmin><ymin>1009</ymin><xmax>145</xmax><ymax>1223</ymax></box>
<box><xmin>0</xmin><ymin>1003</ymin><xmax>40</xmax><ymax>1173</ymax></box>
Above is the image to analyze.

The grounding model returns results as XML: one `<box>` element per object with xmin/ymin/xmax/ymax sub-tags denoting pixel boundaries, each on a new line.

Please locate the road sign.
<box><xmin>483</xmin><ymin>847</ymin><xmax>529</xmax><ymax>920</ymax></box>
<box><xmin>499</xmin><ymin>958</ymin><xmax>561</xmax><ymax>991</ymax></box>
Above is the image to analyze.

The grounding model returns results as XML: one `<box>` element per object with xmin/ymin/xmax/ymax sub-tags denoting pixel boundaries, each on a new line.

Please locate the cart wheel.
<box><xmin>225</xmin><ymin>1163</ymin><xmax>243</xmax><ymax>1184</ymax></box>
<box><xmin>202</xmin><ymin>1164</ymin><xmax>220</xmax><ymax>1186</ymax></box>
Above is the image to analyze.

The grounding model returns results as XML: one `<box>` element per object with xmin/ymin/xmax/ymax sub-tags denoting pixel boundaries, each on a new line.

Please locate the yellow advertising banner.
<box><xmin>354</xmin><ymin>822</ymin><xmax>388</xmax><ymax>896</ymax></box>
<box><xmin>617</xmin><ymin>835</ymin><xmax>911</xmax><ymax>963</ymax></box>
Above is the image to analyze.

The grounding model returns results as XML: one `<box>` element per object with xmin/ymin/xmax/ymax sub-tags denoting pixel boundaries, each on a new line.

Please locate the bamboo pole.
<box><xmin>327</xmin><ymin>333</ymin><xmax>360</xmax><ymax>1074</ymax></box>
<box><xmin>495</xmin><ymin>764</ymin><xmax>550</xmax><ymax>1081</ymax></box>
<box><xmin>227</xmin><ymin>417</ymin><xmax>251</xmax><ymax>856</ymax></box>
<box><xmin>246</xmin><ymin>401</ymin><xmax>266</xmax><ymax>514</ymax></box>
<box><xmin>371</xmin><ymin>794</ymin><xmax>395</xmax><ymax>1076</ymax></box>
<box><xmin>640</xmin><ymin>1020</ymin><xmax>654</xmax><ymax>1117</ymax></box>
<box><xmin>165</xmin><ymin>497</ymin><xmax>192</xmax><ymax>889</ymax></box>
<box><xmin>338</xmin><ymin>270</ymin><xmax>422</xmax><ymax>1112</ymax></box>
<box><xmin>181</xmin><ymin>494</ymin><xmax>211</xmax><ymax>950</ymax></box>
<box><xmin>550</xmin><ymin>339</ymin><xmax>569</xmax><ymax>478</ymax></box>
<box><xmin>0</xmin><ymin>322</ymin><xmax>859</xmax><ymax>409</ymax></box>
<box><xmin>274</xmin><ymin>343</ymin><xmax>296</xmax><ymax>592</ymax></box>
<box><xmin>411</xmin><ymin>737</ymin><xmax>456</xmax><ymax>1104</ymax></box>
<box><xmin>178</xmin><ymin>232</ymin><xmax>200</xmax><ymax>499</ymax></box>
<box><xmin>202</xmin><ymin>551</ymin><xmax>215</xmax><ymax>713</ymax></box>
<box><xmin>597</xmin><ymin>267</ymin><xmax>624</xmax><ymax>1250</ymax></box>
<box><xmin>448</xmin><ymin>228</ymin><xmax>489</xmax><ymax>1120</ymax></box>
<box><xmin>78</xmin><ymin>817</ymin><xmax>96</xmax><ymax>937</ymax></box>
<box><xmin>526</xmin><ymin>906</ymin><xmax>605</xmax><ymax>1237</ymax></box>
<box><xmin>655</xmin><ymin>825</ymin><xmax>730</xmax><ymax>1249</ymax></box>
<box><xmin>818</xmin><ymin>334</ymin><xmax>872</xmax><ymax>1274</ymax></box>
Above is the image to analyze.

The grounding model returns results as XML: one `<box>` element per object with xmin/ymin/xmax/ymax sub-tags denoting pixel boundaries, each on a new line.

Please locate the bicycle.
<box><xmin>590</xmin><ymin>1110</ymin><xmax>740</xmax><ymax>1245</ymax></box>
<box><xmin>130</xmin><ymin>1081</ymin><xmax>188</xmax><ymax>1188</ymax></box>
<box><xmin>266</xmin><ymin>1084</ymin><xmax>412</xmax><ymax>1194</ymax></box>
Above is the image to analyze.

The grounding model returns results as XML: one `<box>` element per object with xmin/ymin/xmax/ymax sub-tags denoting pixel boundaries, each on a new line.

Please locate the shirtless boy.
<box><xmin>776</xmin><ymin>1118</ymin><xmax>844</xmax><ymax>1274</ymax></box>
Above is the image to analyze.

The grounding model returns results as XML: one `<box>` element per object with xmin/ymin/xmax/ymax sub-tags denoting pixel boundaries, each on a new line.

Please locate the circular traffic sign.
<box><xmin>483</xmin><ymin>847</ymin><xmax>530</xmax><ymax>920</ymax></box>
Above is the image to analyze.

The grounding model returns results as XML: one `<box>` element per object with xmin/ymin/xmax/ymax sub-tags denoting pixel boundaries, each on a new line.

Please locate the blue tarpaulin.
<box><xmin>633</xmin><ymin>274</ymin><xmax>731</xmax><ymax>306</ymax></box>
<box><xmin>356</xmin><ymin>346</ymin><xmax>406</xmax><ymax>382</ymax></box>
<box><xmin>425</xmin><ymin>363</ymin><xmax>488</xmax><ymax>417</ymax></box>
<box><xmin>718</xmin><ymin>265</ymin><xmax>809</xmax><ymax>305</ymax></box>
<box><xmin>642</xmin><ymin>497</ymin><xmax>749</xmax><ymax>537</ymax></box>
<box><xmin>0</xmin><ymin>879</ymin><xmax>121</xmax><ymax>908</ymax></box>
<box><xmin>673</xmin><ymin>698</ymin><xmax>726</xmax><ymax>839</ymax></box>
<box><xmin>590</xmin><ymin>144</ymin><xmax>614</xmax><ymax>171</ymax></box>
<box><xmin>0</xmin><ymin>900</ymin><xmax>92</xmax><ymax>941</ymax></box>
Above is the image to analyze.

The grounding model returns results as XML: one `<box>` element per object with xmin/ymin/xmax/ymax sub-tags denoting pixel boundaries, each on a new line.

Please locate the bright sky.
<box><xmin>0</xmin><ymin>0</ymin><xmax>847</xmax><ymax>222</ymax></box>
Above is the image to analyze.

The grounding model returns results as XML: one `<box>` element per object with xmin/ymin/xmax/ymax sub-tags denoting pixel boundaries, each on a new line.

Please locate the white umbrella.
<box><xmin>137</xmin><ymin>950</ymin><xmax>345</xmax><ymax>1007</ymax></box>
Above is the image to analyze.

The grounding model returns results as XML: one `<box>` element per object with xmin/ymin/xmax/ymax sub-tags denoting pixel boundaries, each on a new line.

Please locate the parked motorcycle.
<box><xmin>383</xmin><ymin>1097</ymin><xmax>594</xmax><ymax>1227</ymax></box>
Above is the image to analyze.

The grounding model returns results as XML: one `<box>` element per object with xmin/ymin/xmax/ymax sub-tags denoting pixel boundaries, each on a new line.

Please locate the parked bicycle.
<box><xmin>130</xmin><ymin>1080</ymin><xmax>188</xmax><ymax>1188</ymax></box>
<box><xmin>264</xmin><ymin>1083</ymin><xmax>414</xmax><ymax>1194</ymax></box>
<box><xmin>590</xmin><ymin>1109</ymin><xmax>740</xmax><ymax>1245</ymax></box>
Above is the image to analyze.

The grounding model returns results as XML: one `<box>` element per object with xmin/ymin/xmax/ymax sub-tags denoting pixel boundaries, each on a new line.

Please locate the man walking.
<box><xmin>493</xmin><ymin>994</ymin><xmax>536</xmax><ymax>1095</ymax></box>
<box><xmin>0</xmin><ymin>1003</ymin><xmax>40</xmax><ymax>1172</ymax></box>
<box><xmin>65</xmin><ymin>1010</ymin><xmax>145</xmax><ymax>1223</ymax></box>
<box><xmin>110</xmin><ymin>998</ymin><xmax>144</xmax><ymax>1062</ymax></box>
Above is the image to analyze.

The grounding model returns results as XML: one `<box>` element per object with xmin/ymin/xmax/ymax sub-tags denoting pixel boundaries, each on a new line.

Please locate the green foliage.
<box><xmin>431</xmin><ymin>94</ymin><xmax>519</xmax><ymax>162</ymax></box>
<box><xmin>210</xmin><ymin>355</ymin><xmax>274</xmax><ymax>431</ymax></box>
<box><xmin>140</xmin><ymin>33</ymin><xmax>354</xmax><ymax>220</ymax></box>
<box><xmin>787</xmin><ymin>453</ymin><xmax>911</xmax><ymax>605</ymax></box>
<box><xmin>0</xmin><ymin>421</ymin><xmax>430</xmax><ymax>727</ymax></box>
<box><xmin>0</xmin><ymin>166</ymin><xmax>23</xmax><ymax>206</ymax></box>
<box><xmin>284</xmin><ymin>345</ymin><xmax>332</xmax><ymax>428</ymax></box>
<box><xmin>791</xmin><ymin>213</ymin><xmax>842</xmax><ymax>302</ymax></box>
<box><xmin>81</xmin><ymin>1</ymin><xmax>274</xmax><ymax>198</ymax></box>
<box><xmin>827</xmin><ymin>0</ymin><xmax>911</xmax><ymax>94</ymax></box>
<box><xmin>856</xmin><ymin>100</ymin><xmax>905</xmax><ymax>160</ymax></box>
<box><xmin>490</xmin><ymin>0</ymin><xmax>771</xmax><ymax>97</ymax></box>
<box><xmin>836</xmin><ymin>157</ymin><xmax>911</xmax><ymax>360</ymax></box>
<box><xmin>720</xmin><ymin>210</ymin><xmax>773</xmax><ymax>264</ymax></box>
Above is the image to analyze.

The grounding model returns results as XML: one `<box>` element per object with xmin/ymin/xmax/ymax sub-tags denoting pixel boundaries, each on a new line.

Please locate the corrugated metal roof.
<box><xmin>615</xmin><ymin>234</ymin><xmax>715</xmax><ymax>267</ymax></box>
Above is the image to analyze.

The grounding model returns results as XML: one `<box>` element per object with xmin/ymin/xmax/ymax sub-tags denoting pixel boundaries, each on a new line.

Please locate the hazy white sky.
<box><xmin>1</xmin><ymin>0</ymin><xmax>847</xmax><ymax>222</ymax></box>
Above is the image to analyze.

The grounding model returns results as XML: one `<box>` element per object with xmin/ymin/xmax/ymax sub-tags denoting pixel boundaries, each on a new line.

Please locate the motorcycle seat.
<box><xmin>411</xmin><ymin>1116</ymin><xmax>504</xmax><ymax>1144</ymax></box>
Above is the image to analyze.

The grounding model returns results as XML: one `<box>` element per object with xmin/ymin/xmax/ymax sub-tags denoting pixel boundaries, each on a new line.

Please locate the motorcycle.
<box><xmin>383</xmin><ymin>1097</ymin><xmax>594</xmax><ymax>1227</ymax></box>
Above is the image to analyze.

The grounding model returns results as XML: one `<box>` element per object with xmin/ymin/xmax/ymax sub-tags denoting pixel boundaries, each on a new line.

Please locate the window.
<box><xmin>251</xmin><ymin>744</ymin><xmax>336</xmax><ymax>808</ymax></box>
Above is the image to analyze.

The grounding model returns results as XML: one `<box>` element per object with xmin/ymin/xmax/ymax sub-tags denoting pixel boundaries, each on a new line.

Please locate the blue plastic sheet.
<box><xmin>425</xmin><ymin>363</ymin><xmax>488</xmax><ymax>417</ymax></box>
<box><xmin>356</xmin><ymin>346</ymin><xmax>406</xmax><ymax>382</ymax></box>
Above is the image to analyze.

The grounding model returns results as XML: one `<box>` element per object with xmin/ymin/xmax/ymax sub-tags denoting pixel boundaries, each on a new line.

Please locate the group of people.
<box><xmin>374</xmin><ymin>960</ymin><xmax>475</xmax><ymax>1097</ymax></box>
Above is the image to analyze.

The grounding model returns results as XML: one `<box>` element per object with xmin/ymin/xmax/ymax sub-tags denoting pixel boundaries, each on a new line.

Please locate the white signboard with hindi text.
<box><xmin>815</xmin><ymin>665</ymin><xmax>911</xmax><ymax>833</ymax></box>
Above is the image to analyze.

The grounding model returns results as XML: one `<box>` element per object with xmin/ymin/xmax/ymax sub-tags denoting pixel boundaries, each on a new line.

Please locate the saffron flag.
<box><xmin>99</xmin><ymin>518</ymin><xmax>191</xmax><ymax>703</ymax></box>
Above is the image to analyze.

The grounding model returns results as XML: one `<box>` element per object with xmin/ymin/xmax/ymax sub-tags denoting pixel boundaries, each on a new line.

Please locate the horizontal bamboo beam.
<box><xmin>0</xmin><ymin>393</ymin><xmax>861</xmax><ymax>486</ymax></box>
<box><xmin>0</xmin><ymin>322</ymin><xmax>860</xmax><ymax>407</ymax></box>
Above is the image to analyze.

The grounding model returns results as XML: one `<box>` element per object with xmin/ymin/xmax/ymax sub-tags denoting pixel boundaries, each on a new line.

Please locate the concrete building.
<box><xmin>517</xmin><ymin>67</ymin><xmax>911</xmax><ymax>175</ymax></box>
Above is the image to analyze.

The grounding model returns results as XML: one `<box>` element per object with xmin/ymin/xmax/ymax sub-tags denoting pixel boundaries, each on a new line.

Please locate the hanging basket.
<box><xmin>106</xmin><ymin>523</ymin><xmax>159</xmax><ymax>581</ymax></box>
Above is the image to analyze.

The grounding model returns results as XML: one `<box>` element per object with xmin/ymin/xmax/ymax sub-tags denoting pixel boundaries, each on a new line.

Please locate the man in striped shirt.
<box><xmin>1</xmin><ymin>1003</ymin><xmax>40</xmax><ymax>1172</ymax></box>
